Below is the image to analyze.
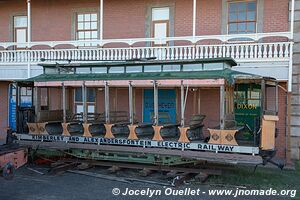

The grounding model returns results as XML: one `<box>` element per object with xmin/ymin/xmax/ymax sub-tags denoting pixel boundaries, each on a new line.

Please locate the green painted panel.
<box><xmin>234</xmin><ymin>84</ymin><xmax>261</xmax><ymax>135</ymax></box>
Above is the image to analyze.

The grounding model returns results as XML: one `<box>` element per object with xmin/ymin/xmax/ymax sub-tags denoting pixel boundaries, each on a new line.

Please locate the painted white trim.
<box><xmin>16</xmin><ymin>133</ymin><xmax>260</xmax><ymax>154</ymax></box>
<box><xmin>0</xmin><ymin>32</ymin><xmax>292</xmax><ymax>48</ymax></box>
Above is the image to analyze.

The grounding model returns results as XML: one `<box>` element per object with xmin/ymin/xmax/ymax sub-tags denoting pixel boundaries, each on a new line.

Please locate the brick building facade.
<box><xmin>0</xmin><ymin>0</ymin><xmax>298</xmax><ymax>161</ymax></box>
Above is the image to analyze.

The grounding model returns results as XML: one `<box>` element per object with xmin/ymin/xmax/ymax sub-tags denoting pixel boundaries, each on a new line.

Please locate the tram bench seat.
<box><xmin>28</xmin><ymin>110</ymin><xmax>70</xmax><ymax>135</ymax></box>
<box><xmin>36</xmin><ymin>110</ymin><xmax>64</xmax><ymax>123</ymax></box>
<box><xmin>109</xmin><ymin>111</ymin><xmax>133</xmax><ymax>124</ymax></box>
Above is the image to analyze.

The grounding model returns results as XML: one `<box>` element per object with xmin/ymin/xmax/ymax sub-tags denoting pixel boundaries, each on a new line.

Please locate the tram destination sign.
<box><xmin>16</xmin><ymin>134</ymin><xmax>259</xmax><ymax>155</ymax></box>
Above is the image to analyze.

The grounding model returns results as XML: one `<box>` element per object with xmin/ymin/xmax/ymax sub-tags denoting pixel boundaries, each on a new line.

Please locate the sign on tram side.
<box><xmin>16</xmin><ymin>134</ymin><xmax>260</xmax><ymax>155</ymax></box>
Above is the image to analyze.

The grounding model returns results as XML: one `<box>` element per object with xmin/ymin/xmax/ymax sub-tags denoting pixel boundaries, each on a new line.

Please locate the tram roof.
<box><xmin>18</xmin><ymin>58</ymin><xmax>277</xmax><ymax>86</ymax></box>
<box><xmin>23</xmin><ymin>68</ymin><xmax>267</xmax><ymax>85</ymax></box>
<box><xmin>38</xmin><ymin>58</ymin><xmax>238</xmax><ymax>68</ymax></box>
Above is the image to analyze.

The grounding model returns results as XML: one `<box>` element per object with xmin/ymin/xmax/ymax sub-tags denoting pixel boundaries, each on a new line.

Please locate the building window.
<box><xmin>13</xmin><ymin>16</ymin><xmax>27</xmax><ymax>49</ymax></box>
<box><xmin>228</xmin><ymin>1</ymin><xmax>256</xmax><ymax>34</ymax></box>
<box><xmin>76</xmin><ymin>12</ymin><xmax>98</xmax><ymax>46</ymax></box>
<box><xmin>74</xmin><ymin>88</ymin><xmax>96</xmax><ymax>113</ymax></box>
<box><xmin>152</xmin><ymin>7</ymin><xmax>170</xmax><ymax>45</ymax></box>
<box><xmin>20</xmin><ymin>87</ymin><xmax>32</xmax><ymax>105</ymax></box>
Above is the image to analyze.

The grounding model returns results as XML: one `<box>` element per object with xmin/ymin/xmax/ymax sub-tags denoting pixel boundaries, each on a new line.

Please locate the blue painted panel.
<box><xmin>9</xmin><ymin>85</ymin><xmax>17</xmax><ymax>131</ymax></box>
<box><xmin>143</xmin><ymin>89</ymin><xmax>176</xmax><ymax>124</ymax></box>
<box><xmin>9</xmin><ymin>85</ymin><xmax>32</xmax><ymax>131</ymax></box>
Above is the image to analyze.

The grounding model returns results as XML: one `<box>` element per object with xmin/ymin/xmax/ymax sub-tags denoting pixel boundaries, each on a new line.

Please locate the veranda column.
<box><xmin>127</xmin><ymin>81</ymin><xmax>138</xmax><ymax>140</ymax></box>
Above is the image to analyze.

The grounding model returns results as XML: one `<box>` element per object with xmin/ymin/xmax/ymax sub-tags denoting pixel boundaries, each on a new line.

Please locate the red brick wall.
<box><xmin>104</xmin><ymin>0</ymin><xmax>145</xmax><ymax>39</ymax></box>
<box><xmin>263</xmin><ymin>0</ymin><xmax>289</xmax><ymax>33</ymax></box>
<box><xmin>0</xmin><ymin>0</ymin><xmax>26</xmax><ymax>42</ymax></box>
<box><xmin>264</xmin><ymin>83</ymin><xmax>287</xmax><ymax>159</ymax></box>
<box><xmin>0</xmin><ymin>0</ymin><xmax>290</xmax><ymax>43</ymax></box>
<box><xmin>274</xmin><ymin>83</ymin><xmax>287</xmax><ymax>159</ymax></box>
<box><xmin>0</xmin><ymin>82</ymin><xmax>9</xmax><ymax>143</ymax></box>
<box><xmin>196</xmin><ymin>0</ymin><xmax>221</xmax><ymax>36</ymax></box>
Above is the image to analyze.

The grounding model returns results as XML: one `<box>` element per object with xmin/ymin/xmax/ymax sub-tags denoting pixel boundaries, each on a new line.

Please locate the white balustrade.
<box><xmin>0</xmin><ymin>42</ymin><xmax>291</xmax><ymax>63</ymax></box>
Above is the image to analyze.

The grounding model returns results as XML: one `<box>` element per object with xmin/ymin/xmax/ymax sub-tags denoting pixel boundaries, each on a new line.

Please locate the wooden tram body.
<box><xmin>13</xmin><ymin>58</ymin><xmax>280</xmax><ymax>166</ymax></box>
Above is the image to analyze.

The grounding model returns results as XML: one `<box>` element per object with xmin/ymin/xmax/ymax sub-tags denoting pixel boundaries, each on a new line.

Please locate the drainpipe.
<box><xmin>27</xmin><ymin>0</ymin><xmax>31</xmax><ymax>78</ymax></box>
<box><xmin>287</xmin><ymin>0</ymin><xmax>295</xmax><ymax>162</ymax></box>
<box><xmin>192</xmin><ymin>0</ymin><xmax>197</xmax><ymax>37</ymax></box>
<box><xmin>100</xmin><ymin>0</ymin><xmax>103</xmax><ymax>41</ymax></box>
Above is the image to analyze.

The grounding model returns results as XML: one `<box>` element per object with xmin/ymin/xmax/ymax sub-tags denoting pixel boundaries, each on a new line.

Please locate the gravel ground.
<box><xmin>0</xmin><ymin>165</ymin><xmax>292</xmax><ymax>200</ymax></box>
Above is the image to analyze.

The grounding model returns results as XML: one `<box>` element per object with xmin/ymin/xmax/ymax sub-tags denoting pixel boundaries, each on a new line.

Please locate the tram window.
<box><xmin>109</xmin><ymin>67</ymin><xmax>124</xmax><ymax>73</ymax></box>
<box><xmin>40</xmin><ymin>88</ymin><xmax>49</xmax><ymax>110</ymax></box>
<box><xmin>223</xmin><ymin>63</ymin><xmax>231</xmax><ymax>69</ymax></box>
<box><xmin>60</xmin><ymin>67</ymin><xmax>74</xmax><ymax>74</ymax></box>
<box><xmin>92</xmin><ymin>67</ymin><xmax>107</xmax><ymax>73</ymax></box>
<box><xmin>163</xmin><ymin>64</ymin><xmax>180</xmax><ymax>72</ymax></box>
<box><xmin>144</xmin><ymin>65</ymin><xmax>162</xmax><ymax>72</ymax></box>
<box><xmin>75</xmin><ymin>88</ymin><xmax>96</xmax><ymax>102</ymax></box>
<box><xmin>76</xmin><ymin>67</ymin><xmax>91</xmax><ymax>74</ymax></box>
<box><xmin>203</xmin><ymin>63</ymin><xmax>223</xmax><ymax>70</ymax></box>
<box><xmin>182</xmin><ymin>64</ymin><xmax>202</xmax><ymax>71</ymax></box>
<box><xmin>126</xmin><ymin>66</ymin><xmax>142</xmax><ymax>73</ymax></box>
<box><xmin>44</xmin><ymin>67</ymin><xmax>59</xmax><ymax>74</ymax></box>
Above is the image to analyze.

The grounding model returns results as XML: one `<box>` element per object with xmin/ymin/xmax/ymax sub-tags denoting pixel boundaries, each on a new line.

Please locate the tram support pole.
<box><xmin>153</xmin><ymin>81</ymin><xmax>158</xmax><ymax>125</ymax></box>
<box><xmin>261</xmin><ymin>79</ymin><xmax>266</xmax><ymax>116</ymax></box>
<box><xmin>180</xmin><ymin>80</ymin><xmax>185</xmax><ymax>127</ymax></box>
<box><xmin>34</xmin><ymin>86</ymin><xmax>41</xmax><ymax>122</ymax></box>
<box><xmin>82</xmin><ymin>82</ymin><xmax>87</xmax><ymax>123</ymax></box>
<box><xmin>62</xmin><ymin>82</ymin><xmax>66</xmax><ymax>123</ymax></box>
<box><xmin>105</xmin><ymin>81</ymin><xmax>110</xmax><ymax>123</ymax></box>
<box><xmin>220</xmin><ymin>85</ymin><xmax>225</xmax><ymax>129</ymax></box>
<box><xmin>129</xmin><ymin>81</ymin><xmax>133</xmax><ymax>124</ymax></box>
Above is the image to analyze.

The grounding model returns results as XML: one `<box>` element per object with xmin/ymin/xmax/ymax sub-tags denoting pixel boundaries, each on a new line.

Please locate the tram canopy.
<box><xmin>19</xmin><ymin>58</ymin><xmax>276</xmax><ymax>86</ymax></box>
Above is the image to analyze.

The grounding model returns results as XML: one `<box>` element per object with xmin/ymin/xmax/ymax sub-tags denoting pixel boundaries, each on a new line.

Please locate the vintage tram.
<box><xmin>12</xmin><ymin>58</ymin><xmax>281</xmax><ymax>167</ymax></box>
